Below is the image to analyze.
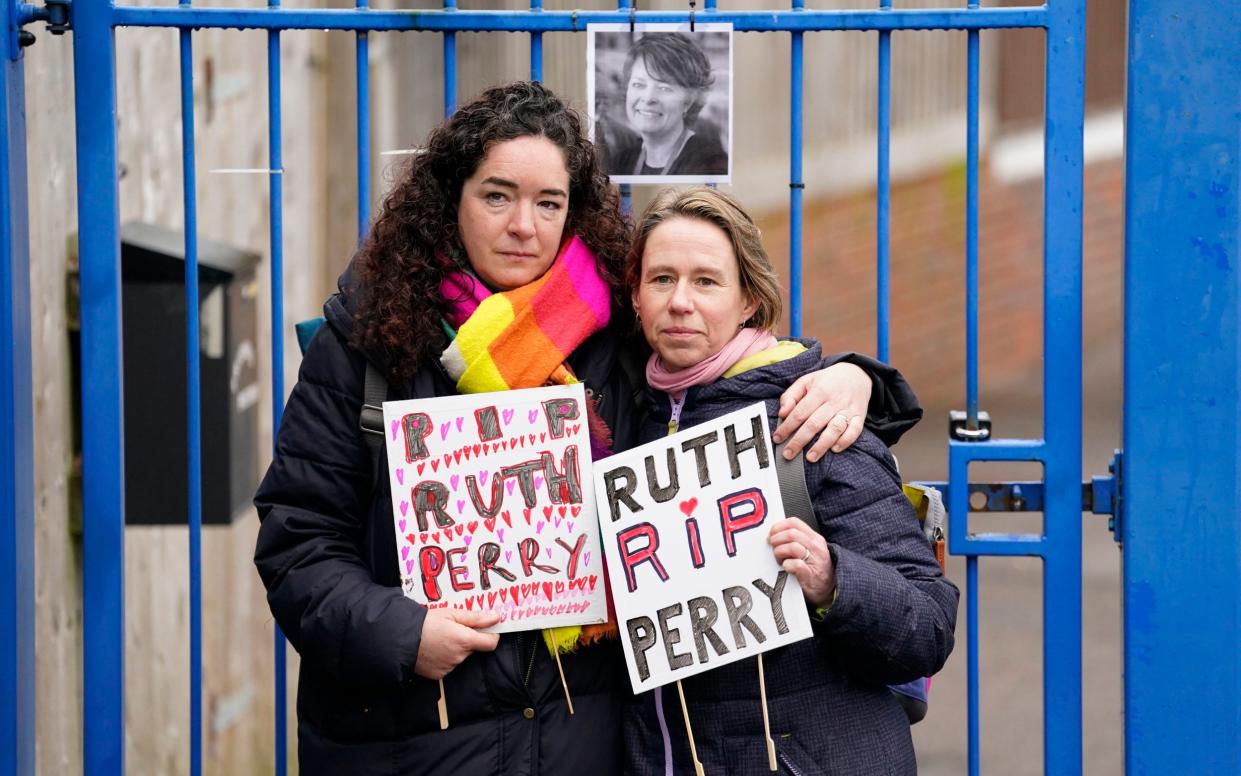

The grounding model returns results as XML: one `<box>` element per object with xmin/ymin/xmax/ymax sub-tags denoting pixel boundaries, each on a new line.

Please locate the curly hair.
<box><xmin>352</xmin><ymin>81</ymin><xmax>632</xmax><ymax>385</ymax></box>
<box><xmin>623</xmin><ymin>33</ymin><xmax>715</xmax><ymax>125</ymax></box>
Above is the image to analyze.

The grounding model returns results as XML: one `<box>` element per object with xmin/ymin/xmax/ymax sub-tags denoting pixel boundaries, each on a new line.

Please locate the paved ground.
<box><xmin>902</xmin><ymin>344</ymin><xmax>1125</xmax><ymax>775</ymax></box>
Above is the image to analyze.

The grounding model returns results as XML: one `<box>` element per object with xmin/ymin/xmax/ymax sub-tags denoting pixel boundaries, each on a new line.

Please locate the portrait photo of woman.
<box><xmin>588</xmin><ymin>24</ymin><xmax>732</xmax><ymax>184</ymax></box>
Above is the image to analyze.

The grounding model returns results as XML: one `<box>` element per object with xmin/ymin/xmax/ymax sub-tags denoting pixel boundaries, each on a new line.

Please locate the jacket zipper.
<box><xmin>523</xmin><ymin>634</ymin><xmax>537</xmax><ymax>688</ymax></box>
<box><xmin>777</xmin><ymin>751</ymin><xmax>804</xmax><ymax>776</ymax></box>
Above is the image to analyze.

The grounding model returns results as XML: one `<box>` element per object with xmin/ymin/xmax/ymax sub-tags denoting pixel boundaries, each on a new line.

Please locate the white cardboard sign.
<box><xmin>594</xmin><ymin>403</ymin><xmax>813</xmax><ymax>692</ymax></box>
<box><xmin>382</xmin><ymin>383</ymin><xmax>608</xmax><ymax>632</ymax></box>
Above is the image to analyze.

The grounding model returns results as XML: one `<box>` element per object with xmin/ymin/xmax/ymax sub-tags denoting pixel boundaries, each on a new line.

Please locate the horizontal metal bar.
<box><xmin>109</xmin><ymin>6</ymin><xmax>1047</xmax><ymax>33</ymax></box>
<box><xmin>954</xmin><ymin>533</ymin><xmax>1046</xmax><ymax>558</ymax></box>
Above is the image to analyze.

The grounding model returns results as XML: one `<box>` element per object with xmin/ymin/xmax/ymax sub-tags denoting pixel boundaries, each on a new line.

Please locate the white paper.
<box><xmin>383</xmin><ymin>384</ymin><xmax>608</xmax><ymax>632</ymax></box>
<box><xmin>594</xmin><ymin>403</ymin><xmax>813</xmax><ymax>692</ymax></box>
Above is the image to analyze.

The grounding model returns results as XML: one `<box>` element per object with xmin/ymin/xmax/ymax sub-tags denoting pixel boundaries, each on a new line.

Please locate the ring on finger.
<box><xmin>832</xmin><ymin>412</ymin><xmax>849</xmax><ymax>425</ymax></box>
<box><xmin>800</xmin><ymin>546</ymin><xmax>812</xmax><ymax>563</ymax></box>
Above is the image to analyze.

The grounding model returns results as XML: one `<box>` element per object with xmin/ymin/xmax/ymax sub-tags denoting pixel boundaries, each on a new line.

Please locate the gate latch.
<box><xmin>1086</xmin><ymin>449</ymin><xmax>1124</xmax><ymax>545</ymax></box>
<box><xmin>13</xmin><ymin>0</ymin><xmax>70</xmax><ymax>51</ymax></box>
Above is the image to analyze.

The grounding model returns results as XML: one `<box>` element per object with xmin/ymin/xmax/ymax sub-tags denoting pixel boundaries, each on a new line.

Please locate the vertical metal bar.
<box><xmin>443</xmin><ymin>0</ymin><xmax>456</xmax><ymax>117</ymax></box>
<box><xmin>616</xmin><ymin>0</ymin><xmax>630</xmax><ymax>215</ymax></box>
<box><xmin>875</xmin><ymin>1</ymin><xmax>891</xmax><ymax>362</ymax></box>
<box><xmin>530</xmin><ymin>0</ymin><xmax>543</xmax><ymax>82</ymax></box>
<box><xmin>267</xmin><ymin>1</ymin><xmax>288</xmax><ymax>773</ymax></box>
<box><xmin>967</xmin><ymin>556</ymin><xmax>980</xmax><ymax>776</ymax></box>
<box><xmin>0</xmin><ymin>43</ymin><xmax>34</xmax><ymax>776</ymax></box>
<box><xmin>1123</xmin><ymin>4</ymin><xmax>1240</xmax><ymax>773</ymax></box>
<box><xmin>1041</xmin><ymin>1</ymin><xmax>1085</xmax><ymax>773</ymax></box>
<box><xmin>357</xmin><ymin>0</ymin><xmax>370</xmax><ymax>239</ymax></box>
<box><xmin>177</xmin><ymin>10</ymin><xmax>204</xmax><ymax>775</ymax></box>
<box><xmin>72</xmin><ymin>0</ymin><xmax>126</xmax><ymax>771</ymax></box>
<box><xmin>965</xmin><ymin>15</ymin><xmax>980</xmax><ymax>427</ymax></box>
<box><xmin>788</xmin><ymin>0</ymin><xmax>804</xmax><ymax>338</ymax></box>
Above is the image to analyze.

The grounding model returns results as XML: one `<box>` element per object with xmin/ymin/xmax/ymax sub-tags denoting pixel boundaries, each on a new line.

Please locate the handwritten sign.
<box><xmin>383</xmin><ymin>384</ymin><xmax>608</xmax><ymax>632</ymax></box>
<box><xmin>594</xmin><ymin>403</ymin><xmax>813</xmax><ymax>692</ymax></box>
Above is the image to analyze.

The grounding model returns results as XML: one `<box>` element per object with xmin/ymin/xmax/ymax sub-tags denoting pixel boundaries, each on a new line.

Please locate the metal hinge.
<box><xmin>11</xmin><ymin>0</ymin><xmax>69</xmax><ymax>57</ymax></box>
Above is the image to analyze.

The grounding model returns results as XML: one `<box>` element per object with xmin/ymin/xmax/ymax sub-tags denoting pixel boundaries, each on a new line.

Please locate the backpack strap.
<box><xmin>360</xmin><ymin>362</ymin><xmax>388</xmax><ymax>478</ymax></box>
<box><xmin>772</xmin><ymin>440</ymin><xmax>815</xmax><ymax>525</ymax></box>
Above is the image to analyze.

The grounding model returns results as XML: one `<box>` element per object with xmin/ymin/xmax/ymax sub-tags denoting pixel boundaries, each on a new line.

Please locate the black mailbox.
<box><xmin>120</xmin><ymin>222</ymin><xmax>260</xmax><ymax>525</ymax></box>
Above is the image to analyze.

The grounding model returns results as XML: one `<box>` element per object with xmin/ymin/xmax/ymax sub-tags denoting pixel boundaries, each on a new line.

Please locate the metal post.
<box><xmin>0</xmin><ymin>36</ymin><xmax>34</xmax><ymax>776</ymax></box>
<box><xmin>1123</xmin><ymin>2</ymin><xmax>1240</xmax><ymax>773</ymax></box>
<box><xmin>72</xmin><ymin>0</ymin><xmax>127</xmax><ymax>771</ymax></box>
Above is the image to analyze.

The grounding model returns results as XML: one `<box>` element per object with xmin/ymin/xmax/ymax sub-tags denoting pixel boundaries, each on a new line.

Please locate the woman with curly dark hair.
<box><xmin>253</xmin><ymin>80</ymin><xmax>919</xmax><ymax>775</ymax></box>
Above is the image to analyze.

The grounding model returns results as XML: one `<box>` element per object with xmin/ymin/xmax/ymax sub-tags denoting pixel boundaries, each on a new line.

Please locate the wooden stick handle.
<box><xmin>552</xmin><ymin>648</ymin><xmax>575</xmax><ymax>715</ymax></box>
<box><xmin>758</xmin><ymin>654</ymin><xmax>777</xmax><ymax>772</ymax></box>
<box><xmin>437</xmin><ymin>678</ymin><xmax>449</xmax><ymax>730</ymax></box>
<box><xmin>676</xmin><ymin>680</ymin><xmax>706</xmax><ymax>776</ymax></box>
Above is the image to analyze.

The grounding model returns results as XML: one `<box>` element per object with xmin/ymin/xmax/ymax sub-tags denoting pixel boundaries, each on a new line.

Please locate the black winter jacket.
<box><xmin>624</xmin><ymin>342</ymin><xmax>959</xmax><ymax>776</ymax></box>
<box><xmin>255</xmin><ymin>268</ymin><xmax>923</xmax><ymax>775</ymax></box>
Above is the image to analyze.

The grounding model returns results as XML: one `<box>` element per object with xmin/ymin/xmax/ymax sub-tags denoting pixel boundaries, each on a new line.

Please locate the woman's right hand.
<box><xmin>414</xmin><ymin>608</ymin><xmax>502</xmax><ymax>680</ymax></box>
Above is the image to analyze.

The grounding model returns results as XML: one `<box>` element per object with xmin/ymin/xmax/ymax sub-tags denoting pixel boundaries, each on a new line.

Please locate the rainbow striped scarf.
<box><xmin>439</xmin><ymin>236</ymin><xmax>619</xmax><ymax>652</ymax></box>
<box><xmin>440</xmin><ymin>236</ymin><xmax>612</xmax><ymax>393</ymax></box>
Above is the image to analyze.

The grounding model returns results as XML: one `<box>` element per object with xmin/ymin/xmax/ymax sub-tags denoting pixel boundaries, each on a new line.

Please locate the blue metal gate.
<box><xmin>2</xmin><ymin>1</ymin><xmax>1238</xmax><ymax>775</ymax></box>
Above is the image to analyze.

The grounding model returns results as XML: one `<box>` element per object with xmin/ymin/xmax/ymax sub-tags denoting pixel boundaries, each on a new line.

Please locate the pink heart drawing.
<box><xmin>450</xmin><ymin>474</ymin><xmax>460</xmax><ymax>491</ymax></box>
<box><xmin>405</xmin><ymin>559</ymin><xmax>414</xmax><ymax>575</ymax></box>
<box><xmin>463</xmin><ymin>535</ymin><xmax>473</xmax><ymax>547</ymax></box>
<box><xmin>502</xmin><ymin>408</ymin><xmax>515</xmax><ymax>425</ymax></box>
<box><xmin>398</xmin><ymin>518</ymin><xmax>407</xmax><ymax>532</ymax></box>
<box><xmin>527</xmin><ymin>409</ymin><xmax>539</xmax><ymax>424</ymax></box>
<box><xmin>535</xmin><ymin>521</ymin><xmax>545</xmax><ymax>534</ymax></box>
<box><xmin>399</xmin><ymin>501</ymin><xmax>409</xmax><ymax>517</ymax></box>
<box><xmin>395</xmin><ymin>468</ymin><xmax>405</xmax><ymax>486</ymax></box>
<box><xmin>390</xmin><ymin>419</ymin><xmax>400</xmax><ymax>441</ymax></box>
<box><xmin>496</xmin><ymin>528</ymin><xmax>505</xmax><ymax>543</ymax></box>
<box><xmin>455</xmin><ymin>417</ymin><xmax>465</xmax><ymax>432</ymax></box>
<box><xmin>504</xmin><ymin>550</ymin><xmax>513</xmax><ymax>563</ymax></box>
<box><xmin>583</xmin><ymin>551</ymin><xmax>591</xmax><ymax>568</ymax></box>
<box><xmin>480</xmin><ymin>470</ymin><xmax>490</xmax><ymax>485</ymax></box>
<box><xmin>506</xmin><ymin>480</ymin><xmax>516</xmax><ymax>495</ymax></box>
<box><xmin>533</xmin><ymin>475</ymin><xmax>543</xmax><ymax>491</ymax></box>
<box><xmin>401</xmin><ymin>545</ymin><xmax>410</xmax><ymax>560</ymax></box>
<box><xmin>439</xmin><ymin>421</ymin><xmax>451</xmax><ymax>441</ymax></box>
<box><xmin>456</xmin><ymin>499</ymin><xmax>466</xmax><ymax>514</ymax></box>
<box><xmin>545</xmin><ymin>547</ymin><xmax>553</xmax><ymax>559</ymax></box>
<box><xmin>567</xmin><ymin>521</ymin><xmax>575</xmax><ymax>533</ymax></box>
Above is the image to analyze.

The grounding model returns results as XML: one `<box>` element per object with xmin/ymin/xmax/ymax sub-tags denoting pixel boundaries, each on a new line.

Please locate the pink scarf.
<box><xmin>645</xmin><ymin>327</ymin><xmax>779</xmax><ymax>396</ymax></box>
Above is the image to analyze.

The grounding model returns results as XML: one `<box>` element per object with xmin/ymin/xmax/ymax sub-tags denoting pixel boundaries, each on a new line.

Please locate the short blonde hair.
<box><xmin>627</xmin><ymin>187</ymin><xmax>783</xmax><ymax>331</ymax></box>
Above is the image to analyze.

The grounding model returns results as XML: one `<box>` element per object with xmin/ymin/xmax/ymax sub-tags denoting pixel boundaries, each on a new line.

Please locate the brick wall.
<box><xmin>754</xmin><ymin>155</ymin><xmax>1125</xmax><ymax>410</ymax></box>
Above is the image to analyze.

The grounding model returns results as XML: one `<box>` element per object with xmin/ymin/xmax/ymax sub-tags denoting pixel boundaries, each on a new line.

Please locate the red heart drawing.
<box><xmin>473</xmin><ymin>444</ymin><xmax>482</xmax><ymax>457</ymax></box>
<box><xmin>405</xmin><ymin>533</ymin><xmax>417</xmax><ymax>545</ymax></box>
<box><xmin>420</xmin><ymin>532</ymin><xmax>428</xmax><ymax>544</ymax></box>
<box><xmin>467</xmin><ymin>520</ymin><xmax>479</xmax><ymax>534</ymax></box>
<box><xmin>430</xmin><ymin>532</ymin><xmax>440</xmax><ymax>543</ymax></box>
<box><xmin>499</xmin><ymin>588</ymin><xmax>508</xmax><ymax>602</ymax></box>
<box><xmin>523</xmin><ymin>508</ymin><xmax>533</xmax><ymax>525</ymax></box>
<box><xmin>484</xmin><ymin>517</ymin><xmax>497</xmax><ymax>532</ymax></box>
<box><xmin>542</xmin><ymin>582</ymin><xmax>554</xmax><ymax>601</ymax></box>
<box><xmin>443</xmin><ymin>454</ymin><xmax>452</xmax><ymax>469</ymax></box>
<box><xmin>454</xmin><ymin>525</ymin><xmax>465</xmax><ymax>537</ymax></box>
<box><xmin>453</xmin><ymin>451</ymin><xmax>462</xmax><ymax>465</ymax></box>
<box><xmin>417</xmin><ymin>462</ymin><xmax>426</xmax><ymax>475</ymax></box>
<box><xmin>571</xmin><ymin>505</ymin><xmax>582</xmax><ymax>517</ymax></box>
<box><xmin>558</xmin><ymin>505</ymin><xmax>567</xmax><ymax>517</ymax></box>
<box><xmin>487</xmin><ymin>592</ymin><xmax>498</xmax><ymax>608</ymax></box>
<box><xmin>430</xmin><ymin>460</ymin><xmax>440</xmax><ymax>472</ymax></box>
<box><xmin>501</xmin><ymin>511</ymin><xmax>512</xmax><ymax>528</ymax></box>
<box><xmin>679</xmin><ymin>498</ymin><xmax>698</xmax><ymax>516</ymax></box>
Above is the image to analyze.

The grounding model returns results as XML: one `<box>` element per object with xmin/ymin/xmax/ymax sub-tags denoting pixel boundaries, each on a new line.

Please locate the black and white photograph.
<box><xmin>587</xmin><ymin>23</ymin><xmax>733</xmax><ymax>184</ymax></box>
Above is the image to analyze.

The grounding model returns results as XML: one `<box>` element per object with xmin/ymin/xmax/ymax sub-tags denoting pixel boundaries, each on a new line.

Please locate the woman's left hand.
<box><xmin>768</xmin><ymin>517</ymin><xmax>836</xmax><ymax>608</ymax></box>
<box><xmin>772</xmin><ymin>362</ymin><xmax>872</xmax><ymax>462</ymax></box>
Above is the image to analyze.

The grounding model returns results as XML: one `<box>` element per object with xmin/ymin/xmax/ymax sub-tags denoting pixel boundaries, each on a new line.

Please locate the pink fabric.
<box><xmin>645</xmin><ymin>327</ymin><xmax>779</xmax><ymax>396</ymax></box>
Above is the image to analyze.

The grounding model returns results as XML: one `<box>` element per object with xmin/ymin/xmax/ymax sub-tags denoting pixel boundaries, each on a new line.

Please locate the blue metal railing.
<box><xmin>59</xmin><ymin>3</ymin><xmax>1082</xmax><ymax>775</ymax></box>
<box><xmin>1</xmin><ymin>38</ymin><xmax>35</xmax><ymax>776</ymax></box>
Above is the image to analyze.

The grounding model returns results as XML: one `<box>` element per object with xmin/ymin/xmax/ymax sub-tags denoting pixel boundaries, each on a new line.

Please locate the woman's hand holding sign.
<box><xmin>415</xmin><ymin>608</ymin><xmax>501</xmax><ymax>680</ymax></box>
<box><xmin>768</xmin><ymin>517</ymin><xmax>836</xmax><ymax>608</ymax></box>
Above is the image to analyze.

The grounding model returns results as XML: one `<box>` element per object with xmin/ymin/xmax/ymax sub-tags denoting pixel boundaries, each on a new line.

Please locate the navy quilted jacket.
<box><xmin>624</xmin><ymin>342</ymin><xmax>959</xmax><ymax>776</ymax></box>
